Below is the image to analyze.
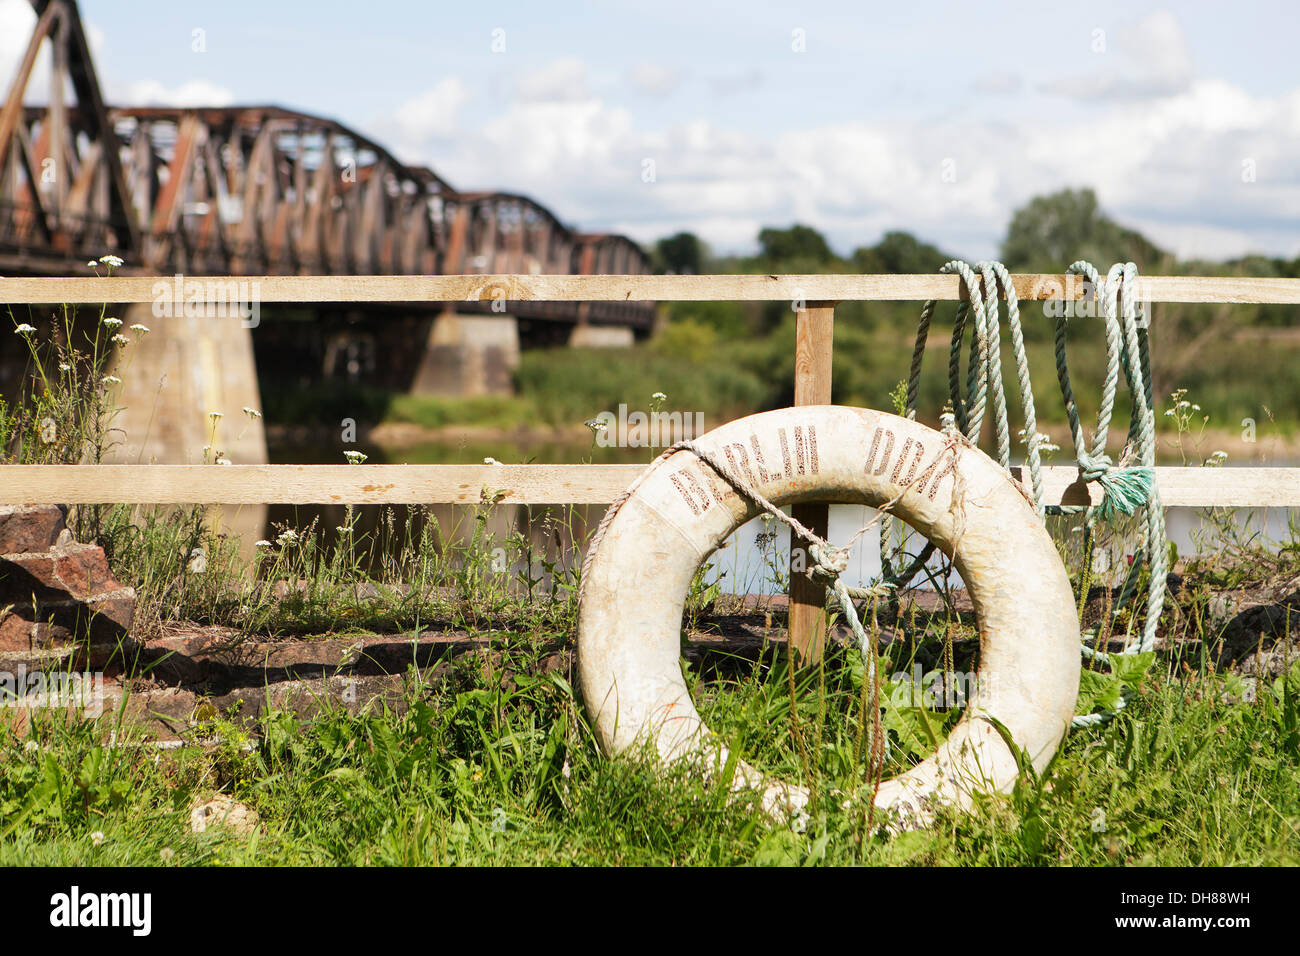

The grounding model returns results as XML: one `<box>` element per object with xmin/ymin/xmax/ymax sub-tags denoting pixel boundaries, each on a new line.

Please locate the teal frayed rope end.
<box><xmin>1093</xmin><ymin>465</ymin><xmax>1154</xmax><ymax>521</ymax></box>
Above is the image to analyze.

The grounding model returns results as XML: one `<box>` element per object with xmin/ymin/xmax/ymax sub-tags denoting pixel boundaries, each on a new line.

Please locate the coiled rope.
<box><xmin>904</xmin><ymin>259</ymin><xmax>1167</xmax><ymax>727</ymax></box>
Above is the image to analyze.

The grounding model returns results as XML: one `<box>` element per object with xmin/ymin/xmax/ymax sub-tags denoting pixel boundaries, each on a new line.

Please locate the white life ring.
<box><xmin>577</xmin><ymin>405</ymin><xmax>1080</xmax><ymax>827</ymax></box>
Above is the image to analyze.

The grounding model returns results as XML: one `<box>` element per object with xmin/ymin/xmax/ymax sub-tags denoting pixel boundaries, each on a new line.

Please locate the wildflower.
<box><xmin>87</xmin><ymin>260</ymin><xmax>98</xmax><ymax>268</ymax></box>
<box><xmin>254</xmin><ymin>539</ymin><xmax>272</xmax><ymax>548</ymax></box>
<box><xmin>111</xmin><ymin>333</ymin><xmax>129</xmax><ymax>346</ymax></box>
<box><xmin>336</xmin><ymin>525</ymin><xmax>352</xmax><ymax>535</ymax></box>
<box><xmin>343</xmin><ymin>450</ymin><xmax>367</xmax><ymax>464</ymax></box>
<box><xmin>1207</xmin><ymin>450</ymin><xmax>1228</xmax><ymax>467</ymax></box>
<box><xmin>13</xmin><ymin>323</ymin><xmax>36</xmax><ymax>335</ymax></box>
<box><xmin>215</xmin><ymin>456</ymin><xmax>232</xmax><ymax>466</ymax></box>
<box><xmin>583</xmin><ymin>417</ymin><xmax>609</xmax><ymax>432</ymax></box>
<box><xmin>90</xmin><ymin>831</ymin><xmax>104</xmax><ymax>847</ymax></box>
<box><xmin>208</xmin><ymin>411</ymin><xmax>223</xmax><ymax>421</ymax></box>
<box><xmin>101</xmin><ymin>375</ymin><xmax>121</xmax><ymax>385</ymax></box>
<box><xmin>39</xmin><ymin>417</ymin><xmax>56</xmax><ymax>444</ymax></box>
<box><xmin>187</xmin><ymin>548</ymin><xmax>207</xmax><ymax>574</ymax></box>
<box><xmin>652</xmin><ymin>391</ymin><xmax>667</xmax><ymax>402</ymax></box>
<box><xmin>160</xmin><ymin>847</ymin><xmax>174</xmax><ymax>863</ymax></box>
<box><xmin>98</xmin><ymin>254</ymin><xmax>124</xmax><ymax>268</ymax></box>
<box><xmin>483</xmin><ymin>457</ymin><xmax>501</xmax><ymax>465</ymax></box>
<box><xmin>23</xmin><ymin>740</ymin><xmax>38</xmax><ymax>754</ymax></box>
<box><xmin>58</xmin><ymin>362</ymin><xmax>71</xmax><ymax>371</ymax></box>
<box><xmin>242</xmin><ymin>407</ymin><xmax>262</xmax><ymax>419</ymax></box>
<box><xmin>276</xmin><ymin>529</ymin><xmax>299</xmax><ymax>547</ymax></box>
<box><xmin>130</xmin><ymin>323</ymin><xmax>150</xmax><ymax>334</ymax></box>
<box><xmin>102</xmin><ymin>317</ymin><xmax>122</xmax><ymax>329</ymax></box>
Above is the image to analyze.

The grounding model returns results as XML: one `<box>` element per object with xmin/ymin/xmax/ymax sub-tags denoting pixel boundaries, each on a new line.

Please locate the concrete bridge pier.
<box><xmin>409</xmin><ymin>310</ymin><xmax>520</xmax><ymax>397</ymax></box>
<box><xmin>110</xmin><ymin>304</ymin><xmax>268</xmax><ymax>466</ymax></box>
<box><xmin>568</xmin><ymin>322</ymin><xmax>635</xmax><ymax>348</ymax></box>
<box><xmin>109</xmin><ymin>304</ymin><xmax>268</xmax><ymax>558</ymax></box>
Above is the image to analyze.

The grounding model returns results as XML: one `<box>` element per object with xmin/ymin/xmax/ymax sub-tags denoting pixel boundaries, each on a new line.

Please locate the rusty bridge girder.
<box><xmin>0</xmin><ymin>0</ymin><xmax>653</xmax><ymax>329</ymax></box>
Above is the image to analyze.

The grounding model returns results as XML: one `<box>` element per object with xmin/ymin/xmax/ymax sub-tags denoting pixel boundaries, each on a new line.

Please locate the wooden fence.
<box><xmin>4</xmin><ymin>272</ymin><xmax>1300</xmax><ymax>658</ymax></box>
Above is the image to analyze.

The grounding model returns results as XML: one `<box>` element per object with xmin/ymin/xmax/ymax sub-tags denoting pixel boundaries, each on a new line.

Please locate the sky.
<box><xmin>3</xmin><ymin>0</ymin><xmax>1298</xmax><ymax>262</ymax></box>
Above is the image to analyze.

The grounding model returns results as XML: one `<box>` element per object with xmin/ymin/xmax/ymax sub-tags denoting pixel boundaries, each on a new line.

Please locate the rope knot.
<box><xmin>1076</xmin><ymin>450</ymin><xmax>1113</xmax><ymax>483</ymax></box>
<box><xmin>807</xmin><ymin>541</ymin><xmax>849</xmax><ymax>583</ymax></box>
<box><xmin>1076</xmin><ymin>451</ymin><xmax>1154</xmax><ymax>521</ymax></box>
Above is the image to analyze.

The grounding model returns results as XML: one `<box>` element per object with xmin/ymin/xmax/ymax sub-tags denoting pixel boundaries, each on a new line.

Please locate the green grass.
<box><xmin>384</xmin><ymin>394</ymin><xmax>532</xmax><ymax>431</ymax></box>
<box><xmin>94</xmin><ymin>498</ymin><xmax>593</xmax><ymax>639</ymax></box>
<box><xmin>515</xmin><ymin>346</ymin><xmax>769</xmax><ymax>427</ymax></box>
<box><xmin>2</xmin><ymin>635</ymin><xmax>1297</xmax><ymax>866</ymax></box>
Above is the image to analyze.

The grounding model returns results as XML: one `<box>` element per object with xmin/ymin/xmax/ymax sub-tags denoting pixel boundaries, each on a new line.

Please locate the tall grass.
<box><xmin>2</xmin><ymin>610</ymin><xmax>1296</xmax><ymax>865</ymax></box>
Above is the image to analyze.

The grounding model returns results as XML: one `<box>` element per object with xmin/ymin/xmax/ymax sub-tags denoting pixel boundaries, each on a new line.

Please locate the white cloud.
<box><xmin>390</xmin><ymin>60</ymin><xmax>1300</xmax><ymax>262</ymax></box>
<box><xmin>117</xmin><ymin>78</ymin><xmax>235</xmax><ymax>107</ymax></box>
<box><xmin>393</xmin><ymin>77</ymin><xmax>469</xmax><ymax>142</ymax></box>
<box><xmin>1042</xmin><ymin>10</ymin><xmax>1193</xmax><ymax>101</ymax></box>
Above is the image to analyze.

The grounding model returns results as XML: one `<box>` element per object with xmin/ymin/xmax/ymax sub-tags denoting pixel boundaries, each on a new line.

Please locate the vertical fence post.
<box><xmin>789</xmin><ymin>300</ymin><xmax>835</xmax><ymax>664</ymax></box>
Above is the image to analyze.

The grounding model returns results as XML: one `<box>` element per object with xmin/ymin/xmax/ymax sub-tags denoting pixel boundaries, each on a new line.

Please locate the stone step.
<box><xmin>0</xmin><ymin>504</ymin><xmax>66</xmax><ymax>554</ymax></box>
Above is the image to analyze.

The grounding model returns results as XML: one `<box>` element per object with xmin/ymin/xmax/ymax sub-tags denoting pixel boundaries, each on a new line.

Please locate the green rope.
<box><xmin>903</xmin><ymin>259</ymin><xmax>1168</xmax><ymax>729</ymax></box>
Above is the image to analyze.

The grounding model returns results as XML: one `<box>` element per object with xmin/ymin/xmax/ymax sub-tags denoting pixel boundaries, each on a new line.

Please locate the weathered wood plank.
<box><xmin>2</xmin><ymin>274</ymin><xmax>1299</xmax><ymax>305</ymax></box>
<box><xmin>0</xmin><ymin>464</ymin><xmax>647</xmax><ymax>505</ymax></box>
<box><xmin>790</xmin><ymin>303</ymin><xmax>835</xmax><ymax>664</ymax></box>
<box><xmin>1010</xmin><ymin>465</ymin><xmax>1300</xmax><ymax>509</ymax></box>
<box><xmin>0</xmin><ymin>464</ymin><xmax>1296</xmax><ymax>508</ymax></box>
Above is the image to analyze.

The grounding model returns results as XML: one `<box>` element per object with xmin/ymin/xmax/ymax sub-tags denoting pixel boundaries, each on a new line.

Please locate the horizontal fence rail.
<box><xmin>4</xmin><ymin>270</ymin><xmax>1297</xmax><ymax>662</ymax></box>
<box><xmin>3</xmin><ymin>273</ymin><xmax>1300</xmax><ymax>304</ymax></box>
<box><xmin>3</xmin><ymin>465</ymin><xmax>1299</xmax><ymax>508</ymax></box>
